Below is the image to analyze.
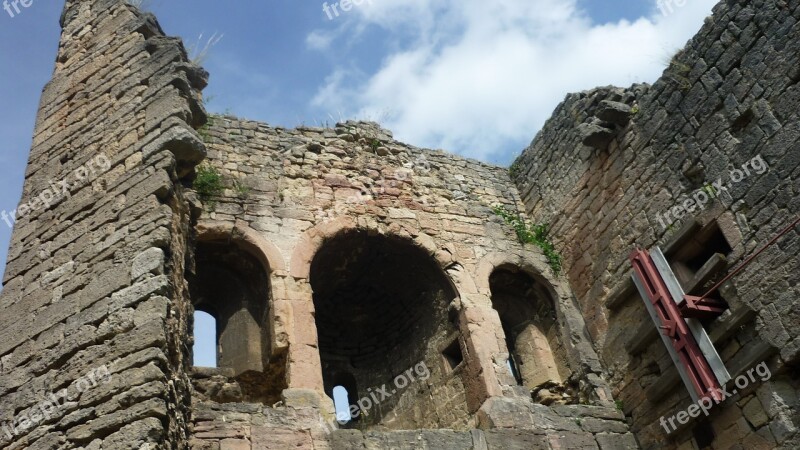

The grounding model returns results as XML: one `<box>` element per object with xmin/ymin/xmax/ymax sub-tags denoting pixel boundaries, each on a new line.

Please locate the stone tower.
<box><xmin>0</xmin><ymin>0</ymin><xmax>798</xmax><ymax>449</ymax></box>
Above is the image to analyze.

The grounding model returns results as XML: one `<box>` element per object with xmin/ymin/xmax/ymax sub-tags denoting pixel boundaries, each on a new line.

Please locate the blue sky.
<box><xmin>0</xmin><ymin>0</ymin><xmax>717</xmax><ymax>285</ymax></box>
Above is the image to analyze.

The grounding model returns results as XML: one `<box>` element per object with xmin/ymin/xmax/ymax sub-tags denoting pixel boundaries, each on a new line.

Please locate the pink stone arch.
<box><xmin>474</xmin><ymin>249</ymin><xmax>608</xmax><ymax>387</ymax></box>
<box><xmin>474</xmin><ymin>250</ymin><xmax>566</xmax><ymax>300</ymax></box>
<box><xmin>289</xmin><ymin>216</ymin><xmax>454</xmax><ymax>282</ymax></box>
<box><xmin>196</xmin><ymin>220</ymin><xmax>287</xmax><ymax>273</ymax></box>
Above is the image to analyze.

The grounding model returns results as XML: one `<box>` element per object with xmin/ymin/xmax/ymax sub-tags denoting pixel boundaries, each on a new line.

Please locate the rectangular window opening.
<box><xmin>692</xmin><ymin>420</ymin><xmax>715</xmax><ymax>449</ymax></box>
<box><xmin>442</xmin><ymin>338</ymin><xmax>464</xmax><ymax>372</ymax></box>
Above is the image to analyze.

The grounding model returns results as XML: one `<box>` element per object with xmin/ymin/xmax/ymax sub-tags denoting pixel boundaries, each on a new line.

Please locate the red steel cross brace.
<box><xmin>630</xmin><ymin>249</ymin><xmax>725</xmax><ymax>402</ymax></box>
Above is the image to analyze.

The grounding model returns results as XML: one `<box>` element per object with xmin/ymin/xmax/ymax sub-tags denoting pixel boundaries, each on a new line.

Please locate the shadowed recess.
<box><xmin>311</xmin><ymin>230</ymin><xmax>458</xmax><ymax>428</ymax></box>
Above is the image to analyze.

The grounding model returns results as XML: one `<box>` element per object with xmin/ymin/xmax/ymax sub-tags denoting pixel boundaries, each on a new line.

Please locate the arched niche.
<box><xmin>489</xmin><ymin>264</ymin><xmax>571</xmax><ymax>390</ymax></box>
<box><xmin>309</xmin><ymin>229</ymin><xmax>466</xmax><ymax>428</ymax></box>
<box><xmin>187</xmin><ymin>230</ymin><xmax>287</xmax><ymax>404</ymax></box>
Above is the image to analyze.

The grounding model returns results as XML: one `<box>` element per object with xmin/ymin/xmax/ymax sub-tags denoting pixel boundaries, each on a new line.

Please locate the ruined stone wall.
<box><xmin>514</xmin><ymin>0</ymin><xmax>800</xmax><ymax>448</ymax></box>
<box><xmin>190</xmin><ymin>399</ymin><xmax>636</xmax><ymax>449</ymax></box>
<box><xmin>187</xmin><ymin>117</ymin><xmax>629</xmax><ymax>448</ymax></box>
<box><xmin>0</xmin><ymin>0</ymin><xmax>207</xmax><ymax>448</ymax></box>
<box><xmin>0</xmin><ymin>1</ymin><xmax>646</xmax><ymax>449</ymax></box>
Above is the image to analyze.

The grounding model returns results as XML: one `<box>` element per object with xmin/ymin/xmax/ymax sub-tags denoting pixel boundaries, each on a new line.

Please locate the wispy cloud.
<box><xmin>307</xmin><ymin>0</ymin><xmax>717</xmax><ymax>162</ymax></box>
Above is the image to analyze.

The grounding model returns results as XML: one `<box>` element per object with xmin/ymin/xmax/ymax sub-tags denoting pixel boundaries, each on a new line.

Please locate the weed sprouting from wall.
<box><xmin>194</xmin><ymin>164</ymin><xmax>224</xmax><ymax>207</ymax></box>
<box><xmin>197</xmin><ymin>115</ymin><xmax>216</xmax><ymax>143</ymax></box>
<box><xmin>661</xmin><ymin>49</ymin><xmax>692</xmax><ymax>92</ymax></box>
<box><xmin>233</xmin><ymin>180</ymin><xmax>251</xmax><ymax>200</ymax></box>
<box><xmin>492</xmin><ymin>206</ymin><xmax>562</xmax><ymax>275</ymax></box>
<box><xmin>188</xmin><ymin>32</ymin><xmax>224</xmax><ymax>65</ymax></box>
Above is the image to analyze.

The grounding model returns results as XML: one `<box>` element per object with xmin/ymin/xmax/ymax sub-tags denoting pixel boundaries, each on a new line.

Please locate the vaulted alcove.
<box><xmin>310</xmin><ymin>230</ymin><xmax>466</xmax><ymax>428</ymax></box>
<box><xmin>489</xmin><ymin>265</ymin><xmax>570</xmax><ymax>391</ymax></box>
<box><xmin>188</xmin><ymin>239</ymin><xmax>286</xmax><ymax>404</ymax></box>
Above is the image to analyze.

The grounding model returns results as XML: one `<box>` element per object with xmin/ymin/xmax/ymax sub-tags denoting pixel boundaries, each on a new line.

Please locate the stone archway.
<box><xmin>188</xmin><ymin>222</ymin><xmax>288</xmax><ymax>404</ymax></box>
<box><xmin>489</xmin><ymin>264</ymin><xmax>568</xmax><ymax>389</ymax></box>
<box><xmin>308</xmin><ymin>229</ymin><xmax>467</xmax><ymax>429</ymax></box>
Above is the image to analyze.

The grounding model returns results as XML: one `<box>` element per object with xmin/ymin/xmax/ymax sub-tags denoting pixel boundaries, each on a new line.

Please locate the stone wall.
<box><xmin>0</xmin><ymin>0</ymin><xmax>208</xmax><ymax>449</ymax></box>
<box><xmin>190</xmin><ymin>398</ymin><xmax>637</xmax><ymax>450</ymax></box>
<box><xmin>24</xmin><ymin>0</ymin><xmax>800</xmax><ymax>448</ymax></box>
<box><xmin>185</xmin><ymin>116</ymin><xmax>628</xmax><ymax>448</ymax></box>
<box><xmin>0</xmin><ymin>1</ymin><xmax>631</xmax><ymax>447</ymax></box>
<box><xmin>513</xmin><ymin>0</ymin><xmax>800</xmax><ymax>448</ymax></box>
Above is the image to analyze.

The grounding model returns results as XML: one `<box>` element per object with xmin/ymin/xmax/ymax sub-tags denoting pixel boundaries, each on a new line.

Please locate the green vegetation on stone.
<box><xmin>194</xmin><ymin>164</ymin><xmax>225</xmax><ymax>204</ymax></box>
<box><xmin>492</xmin><ymin>205</ymin><xmax>563</xmax><ymax>275</ymax></box>
<box><xmin>509</xmin><ymin>161</ymin><xmax>521</xmax><ymax>179</ymax></box>
<box><xmin>233</xmin><ymin>180</ymin><xmax>251</xmax><ymax>199</ymax></box>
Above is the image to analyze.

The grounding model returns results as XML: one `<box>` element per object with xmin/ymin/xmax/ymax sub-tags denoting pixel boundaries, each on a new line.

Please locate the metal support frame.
<box><xmin>630</xmin><ymin>248</ymin><xmax>730</xmax><ymax>402</ymax></box>
<box><xmin>681</xmin><ymin>295</ymin><xmax>728</xmax><ymax>319</ymax></box>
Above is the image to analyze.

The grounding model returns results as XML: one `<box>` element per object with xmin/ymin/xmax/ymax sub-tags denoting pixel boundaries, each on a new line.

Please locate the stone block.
<box><xmin>282</xmin><ymin>389</ymin><xmax>322</xmax><ymax>409</ymax></box>
<box><xmin>742</xmin><ymin>396</ymin><xmax>769</xmax><ymax>428</ymax></box>
<box><xmin>220</xmin><ymin>439</ymin><xmax>251</xmax><ymax>450</ymax></box>
<box><xmin>330</xmin><ymin>430</ymin><xmax>365</xmax><ymax>449</ymax></box>
<box><xmin>578</xmin><ymin>122</ymin><xmax>615</xmax><ymax>149</ymax></box>
<box><xmin>596</xmin><ymin>101</ymin><xmax>632</xmax><ymax>125</ymax></box>
<box><xmin>131</xmin><ymin>247</ymin><xmax>165</xmax><ymax>280</ymax></box>
<box><xmin>194</xmin><ymin>423</ymin><xmax>250</xmax><ymax>440</ymax></box>
<box><xmin>252</xmin><ymin>429</ymin><xmax>312</xmax><ymax>450</ymax></box>
<box><xmin>545</xmin><ymin>431</ymin><xmax>599</xmax><ymax>449</ymax></box>
<box><xmin>484</xmin><ymin>430</ymin><xmax>549</xmax><ymax>450</ymax></box>
<box><xmin>579</xmin><ymin>417</ymin><xmax>630</xmax><ymax>434</ymax></box>
<box><xmin>595</xmin><ymin>433</ymin><xmax>639</xmax><ymax>450</ymax></box>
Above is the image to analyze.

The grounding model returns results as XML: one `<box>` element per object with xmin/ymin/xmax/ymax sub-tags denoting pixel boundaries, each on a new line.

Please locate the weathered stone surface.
<box><xmin>578</xmin><ymin>122</ymin><xmax>616</xmax><ymax>149</ymax></box>
<box><xmin>131</xmin><ymin>247</ymin><xmax>166</xmax><ymax>280</ymax></box>
<box><xmin>512</xmin><ymin>1</ymin><xmax>800</xmax><ymax>448</ymax></box>
<box><xmin>546</xmin><ymin>430</ymin><xmax>599</xmax><ymax>450</ymax></box>
<box><xmin>330</xmin><ymin>430</ymin><xmax>366</xmax><ymax>449</ymax></box>
<box><xmin>484</xmin><ymin>430</ymin><xmax>549</xmax><ymax>449</ymax></box>
<box><xmin>0</xmin><ymin>1</ymin><xmax>205</xmax><ymax>449</ymax></box>
<box><xmin>4</xmin><ymin>0</ymin><xmax>797</xmax><ymax>449</ymax></box>
<box><xmin>596</xmin><ymin>100</ymin><xmax>633</xmax><ymax>125</ymax></box>
<box><xmin>251</xmin><ymin>428</ymin><xmax>312</xmax><ymax>449</ymax></box>
<box><xmin>595</xmin><ymin>433</ymin><xmax>639</xmax><ymax>450</ymax></box>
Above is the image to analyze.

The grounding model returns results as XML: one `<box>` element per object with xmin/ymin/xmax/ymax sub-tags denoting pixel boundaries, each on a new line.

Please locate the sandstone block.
<box><xmin>131</xmin><ymin>247</ymin><xmax>165</xmax><ymax>280</ymax></box>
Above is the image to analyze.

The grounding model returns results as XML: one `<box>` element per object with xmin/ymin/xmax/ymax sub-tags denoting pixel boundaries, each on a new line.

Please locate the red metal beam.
<box><xmin>630</xmin><ymin>249</ymin><xmax>724</xmax><ymax>402</ymax></box>
<box><xmin>681</xmin><ymin>295</ymin><xmax>728</xmax><ymax>319</ymax></box>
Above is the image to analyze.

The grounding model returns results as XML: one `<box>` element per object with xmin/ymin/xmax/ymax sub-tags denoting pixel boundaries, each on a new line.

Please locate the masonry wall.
<box><xmin>0</xmin><ymin>1</ymin><xmax>628</xmax><ymax>447</ymax></box>
<box><xmin>0</xmin><ymin>0</ymin><xmax>207</xmax><ymax>448</ymax></box>
<box><xmin>187</xmin><ymin>117</ymin><xmax>634</xmax><ymax>448</ymax></box>
<box><xmin>514</xmin><ymin>0</ymin><xmax>800</xmax><ymax>448</ymax></box>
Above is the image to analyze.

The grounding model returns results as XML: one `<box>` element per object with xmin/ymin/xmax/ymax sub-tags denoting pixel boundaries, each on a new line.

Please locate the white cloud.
<box><xmin>306</xmin><ymin>30</ymin><xmax>335</xmax><ymax>51</ymax></box>
<box><xmin>309</xmin><ymin>0</ymin><xmax>718</xmax><ymax>162</ymax></box>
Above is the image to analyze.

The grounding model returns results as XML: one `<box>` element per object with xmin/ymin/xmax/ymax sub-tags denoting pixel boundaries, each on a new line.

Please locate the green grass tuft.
<box><xmin>194</xmin><ymin>164</ymin><xmax>224</xmax><ymax>206</ymax></box>
<box><xmin>492</xmin><ymin>206</ymin><xmax>563</xmax><ymax>275</ymax></box>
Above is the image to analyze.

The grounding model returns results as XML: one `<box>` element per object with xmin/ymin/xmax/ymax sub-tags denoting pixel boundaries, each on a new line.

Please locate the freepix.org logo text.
<box><xmin>3</xmin><ymin>0</ymin><xmax>34</xmax><ymax>19</ymax></box>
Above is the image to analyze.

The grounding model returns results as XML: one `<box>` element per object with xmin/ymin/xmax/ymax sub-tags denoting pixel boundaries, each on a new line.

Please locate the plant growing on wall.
<box><xmin>197</xmin><ymin>115</ymin><xmax>216</xmax><ymax>143</ymax></box>
<box><xmin>508</xmin><ymin>161</ymin><xmax>521</xmax><ymax>179</ymax></box>
<box><xmin>662</xmin><ymin>50</ymin><xmax>692</xmax><ymax>92</ymax></box>
<box><xmin>233</xmin><ymin>180</ymin><xmax>251</xmax><ymax>199</ymax></box>
<box><xmin>188</xmin><ymin>32</ymin><xmax>224</xmax><ymax>65</ymax></box>
<box><xmin>369</xmin><ymin>138</ymin><xmax>381</xmax><ymax>153</ymax></box>
<box><xmin>492</xmin><ymin>205</ymin><xmax>563</xmax><ymax>275</ymax></box>
<box><xmin>194</xmin><ymin>164</ymin><xmax>224</xmax><ymax>207</ymax></box>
